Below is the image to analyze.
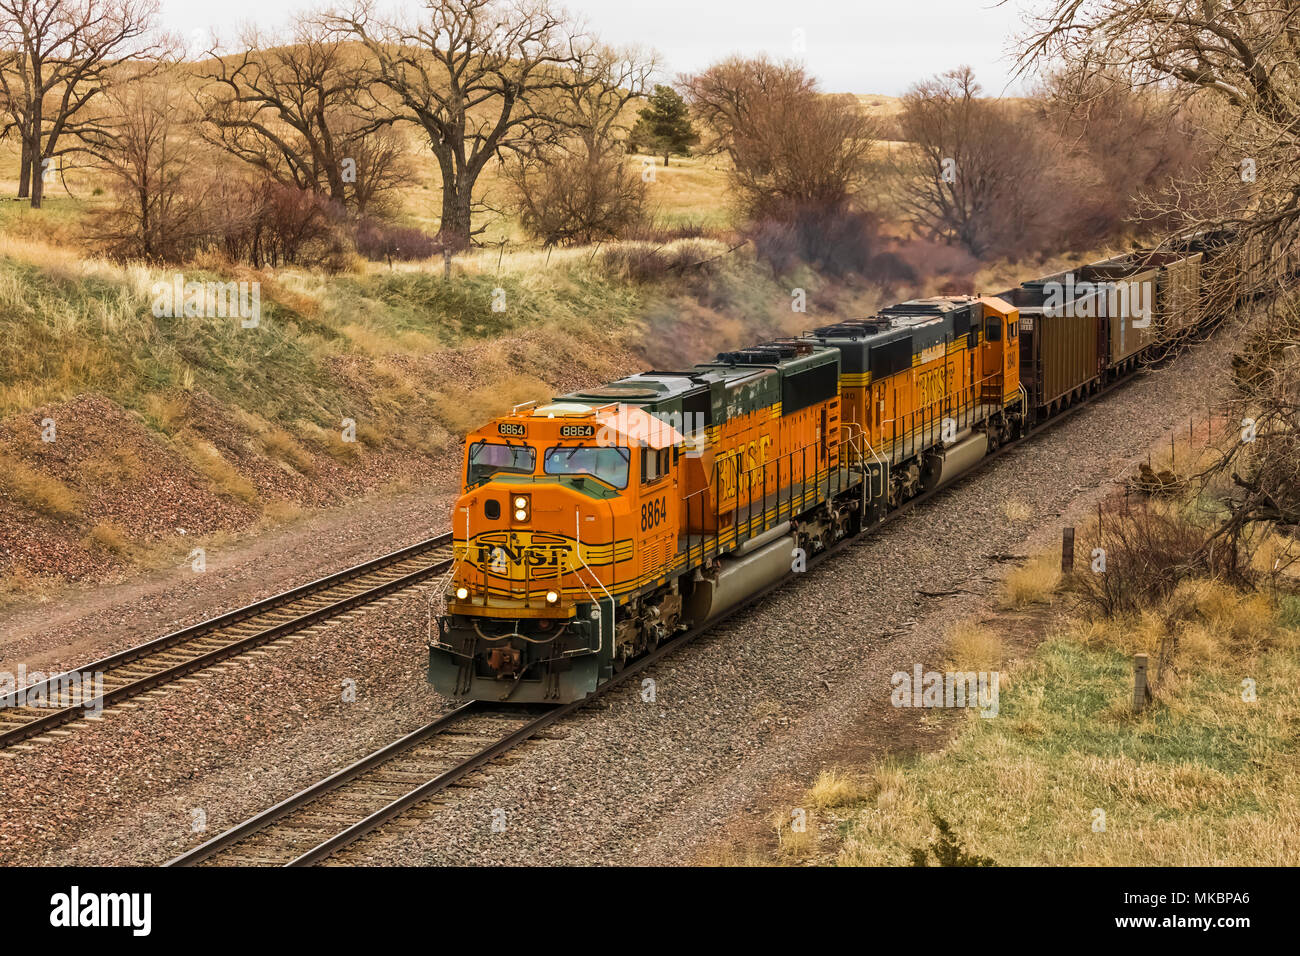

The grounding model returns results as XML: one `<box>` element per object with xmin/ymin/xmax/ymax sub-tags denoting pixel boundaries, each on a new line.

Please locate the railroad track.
<box><xmin>167</xmin><ymin>622</ymin><xmax>701</xmax><ymax>868</ymax></box>
<box><xmin>167</xmin><ymin>702</ymin><xmax>559</xmax><ymax>866</ymax></box>
<box><xmin>166</xmin><ymin>344</ymin><xmax>1183</xmax><ymax>867</ymax></box>
<box><xmin>0</xmin><ymin>533</ymin><xmax>455</xmax><ymax>752</ymax></box>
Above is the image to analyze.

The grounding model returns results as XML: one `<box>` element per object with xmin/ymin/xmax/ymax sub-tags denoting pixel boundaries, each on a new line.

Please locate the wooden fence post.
<box><xmin>1133</xmin><ymin>653</ymin><xmax>1151</xmax><ymax>712</ymax></box>
<box><xmin>1061</xmin><ymin>526</ymin><xmax>1075</xmax><ymax>578</ymax></box>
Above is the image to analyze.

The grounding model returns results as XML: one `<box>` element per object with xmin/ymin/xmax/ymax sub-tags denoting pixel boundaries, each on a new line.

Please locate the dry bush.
<box><xmin>509</xmin><ymin>149</ymin><xmax>647</xmax><ymax>246</ymax></box>
<box><xmin>353</xmin><ymin>218</ymin><xmax>439</xmax><ymax>263</ymax></box>
<box><xmin>745</xmin><ymin>205</ymin><xmax>906</xmax><ymax>279</ymax></box>
<box><xmin>1032</xmin><ymin>67</ymin><xmax>1212</xmax><ymax>246</ymax></box>
<box><xmin>1075</xmin><ymin>503</ymin><xmax>1255</xmax><ymax>618</ymax></box>
<box><xmin>598</xmin><ymin>238</ymin><xmax>729</xmax><ymax>283</ymax></box>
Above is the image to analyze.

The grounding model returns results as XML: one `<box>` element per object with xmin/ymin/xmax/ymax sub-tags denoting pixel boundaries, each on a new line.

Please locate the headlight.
<box><xmin>514</xmin><ymin>496</ymin><xmax>528</xmax><ymax>509</ymax></box>
<box><xmin>545</xmin><ymin>590</ymin><xmax>559</xmax><ymax>604</ymax></box>
<box><xmin>514</xmin><ymin>509</ymin><xmax>527</xmax><ymax>521</ymax></box>
<box><xmin>455</xmin><ymin>586</ymin><xmax>469</xmax><ymax>600</ymax></box>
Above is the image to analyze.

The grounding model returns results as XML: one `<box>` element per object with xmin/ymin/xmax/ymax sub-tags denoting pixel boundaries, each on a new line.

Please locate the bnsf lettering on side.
<box><xmin>559</xmin><ymin>425</ymin><xmax>595</xmax><ymax>438</ymax></box>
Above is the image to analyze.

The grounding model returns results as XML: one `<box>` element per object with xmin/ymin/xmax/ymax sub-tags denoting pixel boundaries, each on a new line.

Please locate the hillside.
<box><xmin>0</xmin><ymin>87</ymin><xmax>1124</xmax><ymax>604</ymax></box>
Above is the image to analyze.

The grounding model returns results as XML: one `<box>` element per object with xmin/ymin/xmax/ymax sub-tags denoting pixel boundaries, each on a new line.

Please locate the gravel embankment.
<box><xmin>0</xmin><ymin>324</ymin><xmax>1240</xmax><ymax>866</ymax></box>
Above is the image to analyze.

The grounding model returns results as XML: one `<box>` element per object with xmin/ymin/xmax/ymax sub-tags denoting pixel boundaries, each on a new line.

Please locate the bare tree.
<box><xmin>194</xmin><ymin>16</ymin><xmax>408</xmax><ymax>215</ymax></box>
<box><xmin>683</xmin><ymin>56</ymin><xmax>877</xmax><ymax>220</ymax></box>
<box><xmin>85</xmin><ymin>68</ymin><xmax>205</xmax><ymax>258</ymax></box>
<box><xmin>891</xmin><ymin>67</ymin><xmax>1052</xmax><ymax>257</ymax></box>
<box><xmin>1023</xmin><ymin>2</ymin><xmax>1300</xmax><ymax>574</ymax></box>
<box><xmin>506</xmin><ymin>42</ymin><xmax>653</xmax><ymax>245</ymax></box>
<box><xmin>0</xmin><ymin>0</ymin><xmax>162</xmax><ymax>207</ymax></box>
<box><xmin>329</xmin><ymin>0</ymin><xmax>588</xmax><ymax>250</ymax></box>
<box><xmin>1022</xmin><ymin>1</ymin><xmax>1300</xmax><ymax>274</ymax></box>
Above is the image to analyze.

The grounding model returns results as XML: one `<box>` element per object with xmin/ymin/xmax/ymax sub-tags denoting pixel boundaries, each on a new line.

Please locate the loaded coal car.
<box><xmin>997</xmin><ymin>275</ymin><xmax>1106</xmax><ymax>421</ymax></box>
<box><xmin>1075</xmin><ymin>255</ymin><xmax>1161</xmax><ymax>369</ymax></box>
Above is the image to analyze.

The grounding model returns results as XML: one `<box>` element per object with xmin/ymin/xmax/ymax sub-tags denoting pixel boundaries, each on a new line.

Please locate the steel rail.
<box><xmin>0</xmin><ymin>533</ymin><xmax>455</xmax><ymax>749</ymax></box>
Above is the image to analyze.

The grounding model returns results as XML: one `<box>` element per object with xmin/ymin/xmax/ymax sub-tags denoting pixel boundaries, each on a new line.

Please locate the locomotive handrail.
<box><xmin>568</xmin><ymin>507</ymin><xmax>608</xmax><ymax>658</ymax></box>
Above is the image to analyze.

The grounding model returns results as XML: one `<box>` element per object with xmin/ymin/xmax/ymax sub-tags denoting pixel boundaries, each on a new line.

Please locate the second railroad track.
<box><xmin>0</xmin><ymin>533</ymin><xmax>454</xmax><ymax>752</ymax></box>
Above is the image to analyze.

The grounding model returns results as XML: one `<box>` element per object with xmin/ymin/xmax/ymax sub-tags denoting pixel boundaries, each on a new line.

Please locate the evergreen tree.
<box><xmin>634</xmin><ymin>85</ymin><xmax>698</xmax><ymax>166</ymax></box>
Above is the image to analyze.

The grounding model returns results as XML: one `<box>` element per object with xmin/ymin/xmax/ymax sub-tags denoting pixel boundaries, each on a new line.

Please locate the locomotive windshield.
<box><xmin>467</xmin><ymin>441</ymin><xmax>536</xmax><ymax>485</ymax></box>
<box><xmin>543</xmin><ymin>445</ymin><xmax>630</xmax><ymax>488</ymax></box>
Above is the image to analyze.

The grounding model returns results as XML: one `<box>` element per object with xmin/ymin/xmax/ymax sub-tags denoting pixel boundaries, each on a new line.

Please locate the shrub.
<box><xmin>353</xmin><ymin>218</ymin><xmax>439</xmax><ymax>263</ymax></box>
<box><xmin>509</xmin><ymin>149</ymin><xmax>647</xmax><ymax>247</ymax></box>
<box><xmin>1075</xmin><ymin>503</ymin><xmax>1255</xmax><ymax>617</ymax></box>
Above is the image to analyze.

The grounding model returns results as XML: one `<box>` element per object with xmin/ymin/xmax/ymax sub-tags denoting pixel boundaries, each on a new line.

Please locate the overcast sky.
<box><xmin>162</xmin><ymin>0</ymin><xmax>1037</xmax><ymax>96</ymax></box>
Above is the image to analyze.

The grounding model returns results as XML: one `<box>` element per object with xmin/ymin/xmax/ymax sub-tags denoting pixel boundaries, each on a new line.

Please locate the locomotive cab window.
<box><xmin>544</xmin><ymin>445</ymin><xmax>630</xmax><ymax>489</ymax></box>
<box><xmin>467</xmin><ymin>441</ymin><xmax>536</xmax><ymax>485</ymax></box>
<box><xmin>641</xmin><ymin>447</ymin><xmax>670</xmax><ymax>485</ymax></box>
<box><xmin>985</xmin><ymin>315</ymin><xmax>1002</xmax><ymax>341</ymax></box>
<box><xmin>1008</xmin><ymin>317</ymin><xmax>1018</xmax><ymax>339</ymax></box>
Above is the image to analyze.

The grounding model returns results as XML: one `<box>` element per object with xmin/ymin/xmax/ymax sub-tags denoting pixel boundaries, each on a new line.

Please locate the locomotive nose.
<box><xmin>450</xmin><ymin>477</ymin><xmax>617</xmax><ymax>609</ymax></box>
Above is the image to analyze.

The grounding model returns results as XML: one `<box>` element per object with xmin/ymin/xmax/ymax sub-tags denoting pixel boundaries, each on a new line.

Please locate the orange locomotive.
<box><xmin>433</xmin><ymin>296</ymin><xmax>1025</xmax><ymax>702</ymax></box>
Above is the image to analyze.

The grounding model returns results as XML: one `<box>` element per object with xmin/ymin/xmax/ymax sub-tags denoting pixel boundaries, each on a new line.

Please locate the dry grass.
<box><xmin>770</xmin><ymin>806</ymin><xmax>817</xmax><ymax>860</ymax></box>
<box><xmin>808</xmin><ymin>769</ymin><xmax>867</xmax><ymax>810</ymax></box>
<box><xmin>81</xmin><ymin>520</ymin><xmax>130</xmax><ymax>555</ymax></box>
<box><xmin>143</xmin><ymin>392</ymin><xmax>192</xmax><ymax>433</ymax></box>
<box><xmin>179</xmin><ymin>436</ymin><xmax>257</xmax><ymax>503</ymax></box>
<box><xmin>0</xmin><ymin>454</ymin><xmax>81</xmax><ymax>518</ymax></box>
<box><xmin>259</xmin><ymin>499</ymin><xmax>308</xmax><ymax>527</ymax></box>
<box><xmin>258</xmin><ymin>428</ymin><xmax>318</xmax><ymax>475</ymax></box>
<box><xmin>1002</xmin><ymin>497</ymin><xmax>1032</xmax><ymax>522</ymax></box>
<box><xmin>834</xmin><ymin>582</ymin><xmax>1300</xmax><ymax>866</ymax></box>
<box><xmin>945</xmin><ymin>619</ymin><xmax>1004</xmax><ymax>671</ymax></box>
<box><xmin>0</xmin><ymin>565</ymin><xmax>65</xmax><ymax>608</ymax></box>
<box><xmin>433</xmin><ymin>373</ymin><xmax>552</xmax><ymax>439</ymax></box>
<box><xmin>999</xmin><ymin>554</ymin><xmax>1062</xmax><ymax>608</ymax></box>
<box><xmin>81</xmin><ymin>447</ymin><xmax>145</xmax><ymax>486</ymax></box>
<box><xmin>1076</xmin><ymin>580</ymin><xmax>1283</xmax><ymax>665</ymax></box>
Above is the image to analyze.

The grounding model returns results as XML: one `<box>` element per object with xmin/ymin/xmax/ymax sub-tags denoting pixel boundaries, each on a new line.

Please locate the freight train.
<box><xmin>431</xmin><ymin>236</ymin><xmax>1284</xmax><ymax>702</ymax></box>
